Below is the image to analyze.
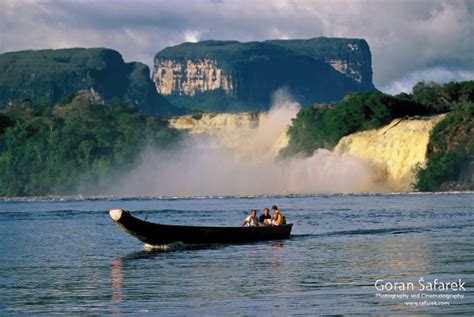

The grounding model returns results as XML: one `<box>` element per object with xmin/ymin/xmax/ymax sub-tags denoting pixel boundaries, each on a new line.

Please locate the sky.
<box><xmin>1</xmin><ymin>0</ymin><xmax>473</xmax><ymax>94</ymax></box>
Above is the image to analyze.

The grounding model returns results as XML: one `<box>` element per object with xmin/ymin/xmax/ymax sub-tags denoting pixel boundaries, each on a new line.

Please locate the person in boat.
<box><xmin>259</xmin><ymin>207</ymin><xmax>272</xmax><ymax>225</ymax></box>
<box><xmin>270</xmin><ymin>205</ymin><xmax>285</xmax><ymax>226</ymax></box>
<box><xmin>242</xmin><ymin>209</ymin><xmax>259</xmax><ymax>226</ymax></box>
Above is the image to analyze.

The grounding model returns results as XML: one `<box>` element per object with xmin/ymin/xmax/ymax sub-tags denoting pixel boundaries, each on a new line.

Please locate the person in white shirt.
<box><xmin>242</xmin><ymin>209</ymin><xmax>258</xmax><ymax>226</ymax></box>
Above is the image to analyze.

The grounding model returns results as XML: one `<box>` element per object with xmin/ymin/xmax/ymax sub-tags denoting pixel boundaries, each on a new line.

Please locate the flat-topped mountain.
<box><xmin>153</xmin><ymin>37</ymin><xmax>377</xmax><ymax>112</ymax></box>
<box><xmin>0</xmin><ymin>48</ymin><xmax>179</xmax><ymax>114</ymax></box>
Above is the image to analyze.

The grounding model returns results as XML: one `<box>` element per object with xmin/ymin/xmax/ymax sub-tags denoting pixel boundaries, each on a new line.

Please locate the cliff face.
<box><xmin>0</xmin><ymin>48</ymin><xmax>180</xmax><ymax>115</ymax></box>
<box><xmin>335</xmin><ymin>115</ymin><xmax>446</xmax><ymax>191</ymax></box>
<box><xmin>154</xmin><ymin>59</ymin><xmax>233</xmax><ymax>96</ymax></box>
<box><xmin>266</xmin><ymin>37</ymin><xmax>373</xmax><ymax>88</ymax></box>
<box><xmin>154</xmin><ymin>38</ymin><xmax>376</xmax><ymax>112</ymax></box>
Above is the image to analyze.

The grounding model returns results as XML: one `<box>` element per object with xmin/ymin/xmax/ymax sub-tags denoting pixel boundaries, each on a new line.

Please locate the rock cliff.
<box><xmin>335</xmin><ymin>115</ymin><xmax>446</xmax><ymax>191</ymax></box>
<box><xmin>266</xmin><ymin>37</ymin><xmax>373</xmax><ymax>88</ymax></box>
<box><xmin>155</xmin><ymin>59</ymin><xmax>233</xmax><ymax>96</ymax></box>
<box><xmin>154</xmin><ymin>38</ymin><xmax>376</xmax><ymax>112</ymax></box>
<box><xmin>0</xmin><ymin>48</ymin><xmax>180</xmax><ymax>115</ymax></box>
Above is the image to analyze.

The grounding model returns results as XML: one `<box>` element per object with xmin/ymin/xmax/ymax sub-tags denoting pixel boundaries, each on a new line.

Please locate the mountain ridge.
<box><xmin>0</xmin><ymin>47</ymin><xmax>180</xmax><ymax>115</ymax></box>
<box><xmin>153</xmin><ymin>37</ymin><xmax>377</xmax><ymax>112</ymax></box>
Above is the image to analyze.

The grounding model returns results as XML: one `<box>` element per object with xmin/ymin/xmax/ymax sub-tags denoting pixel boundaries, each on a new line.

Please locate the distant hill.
<box><xmin>0</xmin><ymin>48</ymin><xmax>181</xmax><ymax>115</ymax></box>
<box><xmin>154</xmin><ymin>37</ymin><xmax>377</xmax><ymax>112</ymax></box>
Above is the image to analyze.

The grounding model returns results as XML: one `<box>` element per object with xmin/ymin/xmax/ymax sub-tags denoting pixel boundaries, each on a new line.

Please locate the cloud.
<box><xmin>0</xmin><ymin>0</ymin><xmax>473</xmax><ymax>92</ymax></box>
<box><xmin>381</xmin><ymin>67</ymin><xmax>474</xmax><ymax>95</ymax></box>
<box><xmin>184</xmin><ymin>30</ymin><xmax>201</xmax><ymax>43</ymax></box>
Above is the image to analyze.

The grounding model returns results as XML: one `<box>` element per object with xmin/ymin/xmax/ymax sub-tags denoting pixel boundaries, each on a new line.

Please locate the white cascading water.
<box><xmin>112</xmin><ymin>89</ymin><xmax>387</xmax><ymax>196</ymax></box>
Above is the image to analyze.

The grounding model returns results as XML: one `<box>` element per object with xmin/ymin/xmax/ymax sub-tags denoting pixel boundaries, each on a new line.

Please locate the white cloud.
<box><xmin>381</xmin><ymin>67</ymin><xmax>474</xmax><ymax>95</ymax></box>
<box><xmin>0</xmin><ymin>0</ymin><xmax>472</xmax><ymax>92</ymax></box>
<box><xmin>184</xmin><ymin>30</ymin><xmax>201</xmax><ymax>43</ymax></box>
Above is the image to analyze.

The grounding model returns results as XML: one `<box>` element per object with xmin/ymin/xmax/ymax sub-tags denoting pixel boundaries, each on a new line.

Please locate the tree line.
<box><xmin>0</xmin><ymin>93</ymin><xmax>181</xmax><ymax>196</ymax></box>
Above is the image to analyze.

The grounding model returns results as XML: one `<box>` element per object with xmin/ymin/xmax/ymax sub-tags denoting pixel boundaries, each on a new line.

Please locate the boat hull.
<box><xmin>109</xmin><ymin>209</ymin><xmax>293</xmax><ymax>245</ymax></box>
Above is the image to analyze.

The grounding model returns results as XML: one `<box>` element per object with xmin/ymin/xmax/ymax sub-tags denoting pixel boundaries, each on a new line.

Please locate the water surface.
<box><xmin>0</xmin><ymin>193</ymin><xmax>473</xmax><ymax>315</ymax></box>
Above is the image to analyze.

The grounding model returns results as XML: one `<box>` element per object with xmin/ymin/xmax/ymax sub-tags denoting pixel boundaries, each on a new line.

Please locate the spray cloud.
<box><xmin>112</xmin><ymin>90</ymin><xmax>386</xmax><ymax>196</ymax></box>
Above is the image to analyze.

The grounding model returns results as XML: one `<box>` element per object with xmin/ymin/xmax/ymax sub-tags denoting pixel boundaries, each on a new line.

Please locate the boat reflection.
<box><xmin>269</xmin><ymin>241</ymin><xmax>283</xmax><ymax>270</ymax></box>
<box><xmin>111</xmin><ymin>258</ymin><xmax>122</xmax><ymax>315</ymax></box>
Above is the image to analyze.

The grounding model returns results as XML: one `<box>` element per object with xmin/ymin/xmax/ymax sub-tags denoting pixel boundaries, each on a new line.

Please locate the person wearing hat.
<box><xmin>270</xmin><ymin>205</ymin><xmax>285</xmax><ymax>226</ymax></box>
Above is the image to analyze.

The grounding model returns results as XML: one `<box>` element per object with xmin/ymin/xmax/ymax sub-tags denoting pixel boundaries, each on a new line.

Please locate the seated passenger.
<box><xmin>270</xmin><ymin>205</ymin><xmax>285</xmax><ymax>226</ymax></box>
<box><xmin>242</xmin><ymin>209</ymin><xmax>259</xmax><ymax>226</ymax></box>
<box><xmin>259</xmin><ymin>207</ymin><xmax>272</xmax><ymax>225</ymax></box>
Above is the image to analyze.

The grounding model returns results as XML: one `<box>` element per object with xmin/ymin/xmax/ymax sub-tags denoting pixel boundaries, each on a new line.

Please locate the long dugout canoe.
<box><xmin>109</xmin><ymin>209</ymin><xmax>293</xmax><ymax>245</ymax></box>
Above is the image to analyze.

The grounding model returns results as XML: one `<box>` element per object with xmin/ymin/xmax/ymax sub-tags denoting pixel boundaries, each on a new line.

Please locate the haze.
<box><xmin>111</xmin><ymin>91</ymin><xmax>387</xmax><ymax>196</ymax></box>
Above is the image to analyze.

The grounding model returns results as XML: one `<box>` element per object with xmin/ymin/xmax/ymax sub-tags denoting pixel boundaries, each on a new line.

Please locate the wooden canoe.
<box><xmin>109</xmin><ymin>209</ymin><xmax>293</xmax><ymax>245</ymax></box>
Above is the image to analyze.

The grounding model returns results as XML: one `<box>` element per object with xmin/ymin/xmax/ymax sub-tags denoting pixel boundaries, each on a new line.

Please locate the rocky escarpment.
<box><xmin>266</xmin><ymin>37</ymin><xmax>373</xmax><ymax>88</ymax></box>
<box><xmin>154</xmin><ymin>38</ymin><xmax>376</xmax><ymax>112</ymax></box>
<box><xmin>0</xmin><ymin>48</ymin><xmax>180</xmax><ymax>115</ymax></box>
<box><xmin>155</xmin><ymin>59</ymin><xmax>233</xmax><ymax>96</ymax></box>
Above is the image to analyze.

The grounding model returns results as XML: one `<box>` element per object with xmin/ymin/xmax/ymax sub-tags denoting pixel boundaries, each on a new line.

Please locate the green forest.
<box><xmin>414</xmin><ymin>101</ymin><xmax>473</xmax><ymax>191</ymax></box>
<box><xmin>281</xmin><ymin>80</ymin><xmax>474</xmax><ymax>191</ymax></box>
<box><xmin>0</xmin><ymin>93</ymin><xmax>181</xmax><ymax>196</ymax></box>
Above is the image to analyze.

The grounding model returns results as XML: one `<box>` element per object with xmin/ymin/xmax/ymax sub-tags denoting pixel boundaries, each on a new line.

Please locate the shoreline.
<box><xmin>1</xmin><ymin>190</ymin><xmax>473</xmax><ymax>202</ymax></box>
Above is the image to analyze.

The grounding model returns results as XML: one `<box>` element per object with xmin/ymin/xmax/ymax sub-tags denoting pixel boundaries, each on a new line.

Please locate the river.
<box><xmin>1</xmin><ymin>193</ymin><xmax>473</xmax><ymax>315</ymax></box>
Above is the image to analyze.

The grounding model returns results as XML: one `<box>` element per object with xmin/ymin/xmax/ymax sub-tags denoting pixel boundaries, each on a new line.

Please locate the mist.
<box><xmin>111</xmin><ymin>91</ymin><xmax>387</xmax><ymax>197</ymax></box>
